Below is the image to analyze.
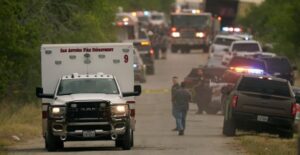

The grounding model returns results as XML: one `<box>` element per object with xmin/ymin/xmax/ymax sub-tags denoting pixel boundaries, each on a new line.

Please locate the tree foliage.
<box><xmin>238</xmin><ymin>0</ymin><xmax>300</xmax><ymax>59</ymax></box>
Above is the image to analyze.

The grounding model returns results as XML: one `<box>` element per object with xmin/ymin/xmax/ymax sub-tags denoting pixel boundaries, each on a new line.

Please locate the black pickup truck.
<box><xmin>222</xmin><ymin>75</ymin><xmax>296</xmax><ymax>138</ymax></box>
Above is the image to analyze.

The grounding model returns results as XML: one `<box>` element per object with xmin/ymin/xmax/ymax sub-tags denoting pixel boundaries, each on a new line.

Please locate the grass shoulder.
<box><xmin>235</xmin><ymin>133</ymin><xmax>296</xmax><ymax>155</ymax></box>
<box><xmin>0</xmin><ymin>103</ymin><xmax>41</xmax><ymax>152</ymax></box>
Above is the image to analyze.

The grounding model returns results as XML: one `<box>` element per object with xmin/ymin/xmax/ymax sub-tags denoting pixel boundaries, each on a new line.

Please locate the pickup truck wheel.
<box><xmin>45</xmin><ymin>131</ymin><xmax>64</xmax><ymax>152</ymax></box>
<box><xmin>279</xmin><ymin>130</ymin><xmax>293</xmax><ymax>139</ymax></box>
<box><xmin>222</xmin><ymin>118</ymin><xmax>236</xmax><ymax>136</ymax></box>
<box><xmin>203</xmin><ymin>46</ymin><xmax>209</xmax><ymax>53</ymax></box>
<box><xmin>115</xmin><ymin>139</ymin><xmax>122</xmax><ymax>148</ymax></box>
<box><xmin>121</xmin><ymin>126</ymin><xmax>132</xmax><ymax>150</ymax></box>
<box><xmin>171</xmin><ymin>46</ymin><xmax>178</xmax><ymax>53</ymax></box>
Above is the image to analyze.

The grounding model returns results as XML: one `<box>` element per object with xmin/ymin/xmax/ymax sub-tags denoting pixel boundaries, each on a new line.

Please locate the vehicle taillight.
<box><xmin>171</xmin><ymin>27</ymin><xmax>177</xmax><ymax>32</ymax></box>
<box><xmin>291</xmin><ymin>103</ymin><xmax>298</xmax><ymax>117</ymax></box>
<box><xmin>231</xmin><ymin>95</ymin><xmax>238</xmax><ymax>108</ymax></box>
<box><xmin>150</xmin><ymin>49</ymin><xmax>154</xmax><ymax>55</ymax></box>
<box><xmin>127</xmin><ymin>101</ymin><xmax>136</xmax><ymax>117</ymax></box>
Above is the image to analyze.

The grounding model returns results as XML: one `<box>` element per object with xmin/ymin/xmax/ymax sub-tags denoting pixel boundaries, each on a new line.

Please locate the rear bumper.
<box><xmin>233</xmin><ymin>111</ymin><xmax>294</xmax><ymax>132</ymax></box>
<box><xmin>171</xmin><ymin>38</ymin><xmax>208</xmax><ymax>47</ymax></box>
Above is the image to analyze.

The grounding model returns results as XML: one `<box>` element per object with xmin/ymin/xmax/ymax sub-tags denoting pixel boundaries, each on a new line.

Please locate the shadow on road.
<box><xmin>8</xmin><ymin>146</ymin><xmax>122</xmax><ymax>153</ymax></box>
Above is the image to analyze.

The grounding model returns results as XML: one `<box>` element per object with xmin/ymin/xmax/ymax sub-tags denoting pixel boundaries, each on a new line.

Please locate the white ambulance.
<box><xmin>36</xmin><ymin>43</ymin><xmax>141</xmax><ymax>151</ymax></box>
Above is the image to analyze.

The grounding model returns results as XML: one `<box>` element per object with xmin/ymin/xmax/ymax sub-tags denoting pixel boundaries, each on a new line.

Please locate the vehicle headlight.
<box><xmin>49</xmin><ymin>106</ymin><xmax>65</xmax><ymax>118</ymax></box>
<box><xmin>111</xmin><ymin>104</ymin><xmax>128</xmax><ymax>117</ymax></box>
<box><xmin>195</xmin><ymin>32</ymin><xmax>205</xmax><ymax>38</ymax></box>
<box><xmin>171</xmin><ymin>32</ymin><xmax>180</xmax><ymax>38</ymax></box>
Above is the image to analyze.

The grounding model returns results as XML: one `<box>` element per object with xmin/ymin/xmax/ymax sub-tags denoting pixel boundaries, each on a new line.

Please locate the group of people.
<box><xmin>170</xmin><ymin>73</ymin><xmax>213</xmax><ymax>136</ymax></box>
<box><xmin>148</xmin><ymin>25</ymin><xmax>169</xmax><ymax>59</ymax></box>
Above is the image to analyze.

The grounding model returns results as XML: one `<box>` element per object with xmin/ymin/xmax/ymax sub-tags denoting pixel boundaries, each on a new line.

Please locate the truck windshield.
<box><xmin>171</xmin><ymin>15</ymin><xmax>209</xmax><ymax>28</ymax></box>
<box><xmin>237</xmin><ymin>77</ymin><xmax>291</xmax><ymax>97</ymax></box>
<box><xmin>57</xmin><ymin>78</ymin><xmax>119</xmax><ymax>95</ymax></box>
<box><xmin>263</xmin><ymin>57</ymin><xmax>292</xmax><ymax>73</ymax></box>
<box><xmin>151</xmin><ymin>15</ymin><xmax>163</xmax><ymax>20</ymax></box>
<box><xmin>214</xmin><ymin>37</ymin><xmax>237</xmax><ymax>46</ymax></box>
<box><xmin>232</xmin><ymin>43</ymin><xmax>260</xmax><ymax>52</ymax></box>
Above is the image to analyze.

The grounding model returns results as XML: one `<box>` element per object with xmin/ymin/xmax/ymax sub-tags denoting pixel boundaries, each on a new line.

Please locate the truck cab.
<box><xmin>36</xmin><ymin>43</ymin><xmax>141</xmax><ymax>151</ymax></box>
<box><xmin>170</xmin><ymin>11</ymin><xmax>220</xmax><ymax>53</ymax></box>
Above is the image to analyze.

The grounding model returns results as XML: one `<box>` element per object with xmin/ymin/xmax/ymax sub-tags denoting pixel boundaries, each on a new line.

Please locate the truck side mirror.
<box><xmin>134</xmin><ymin>85</ymin><xmax>142</xmax><ymax>96</ymax></box>
<box><xmin>224</xmin><ymin>48</ymin><xmax>229</xmax><ymax>52</ymax></box>
<box><xmin>36</xmin><ymin>87</ymin><xmax>54</xmax><ymax>99</ymax></box>
<box><xmin>123</xmin><ymin>85</ymin><xmax>142</xmax><ymax>97</ymax></box>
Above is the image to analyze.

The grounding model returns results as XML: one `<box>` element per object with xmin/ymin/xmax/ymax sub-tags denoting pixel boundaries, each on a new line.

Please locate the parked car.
<box><xmin>183</xmin><ymin>67</ymin><xmax>203</xmax><ymax>89</ymax></box>
<box><xmin>222</xmin><ymin>40</ymin><xmax>263</xmax><ymax>65</ymax></box>
<box><xmin>223</xmin><ymin>75</ymin><xmax>296</xmax><ymax>138</ymax></box>
<box><xmin>133</xmin><ymin>49</ymin><xmax>147</xmax><ymax>83</ymax></box>
<box><xmin>125</xmin><ymin>39</ymin><xmax>155</xmax><ymax>75</ymax></box>
<box><xmin>261</xmin><ymin>56</ymin><xmax>297</xmax><ymax>85</ymax></box>
<box><xmin>222</xmin><ymin>56</ymin><xmax>267</xmax><ymax>84</ymax></box>
<box><xmin>209</xmin><ymin>35</ymin><xmax>241</xmax><ymax>60</ymax></box>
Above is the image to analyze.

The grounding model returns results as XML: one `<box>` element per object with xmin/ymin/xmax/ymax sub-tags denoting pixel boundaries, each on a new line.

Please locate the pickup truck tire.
<box><xmin>223</xmin><ymin>119</ymin><xmax>236</xmax><ymax>136</ymax></box>
<box><xmin>203</xmin><ymin>46</ymin><xmax>209</xmax><ymax>53</ymax></box>
<box><xmin>279</xmin><ymin>130</ymin><xmax>293</xmax><ymax>139</ymax></box>
<box><xmin>121</xmin><ymin>125</ymin><xmax>132</xmax><ymax>150</ymax></box>
<box><xmin>115</xmin><ymin>139</ymin><xmax>122</xmax><ymax>148</ymax></box>
<box><xmin>131</xmin><ymin>131</ymin><xmax>134</xmax><ymax>147</ymax></box>
<box><xmin>171</xmin><ymin>46</ymin><xmax>178</xmax><ymax>53</ymax></box>
<box><xmin>45</xmin><ymin>129</ymin><xmax>64</xmax><ymax>152</ymax></box>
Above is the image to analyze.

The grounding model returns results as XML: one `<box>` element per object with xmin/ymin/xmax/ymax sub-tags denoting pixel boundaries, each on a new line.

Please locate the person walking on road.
<box><xmin>171</xmin><ymin>76</ymin><xmax>180</xmax><ymax>131</ymax></box>
<box><xmin>174</xmin><ymin>82</ymin><xmax>191</xmax><ymax>136</ymax></box>
<box><xmin>194</xmin><ymin>79</ymin><xmax>212</xmax><ymax>114</ymax></box>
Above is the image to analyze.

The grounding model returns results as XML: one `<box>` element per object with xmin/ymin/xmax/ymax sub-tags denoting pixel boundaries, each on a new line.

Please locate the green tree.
<box><xmin>239</xmin><ymin>0</ymin><xmax>300</xmax><ymax>60</ymax></box>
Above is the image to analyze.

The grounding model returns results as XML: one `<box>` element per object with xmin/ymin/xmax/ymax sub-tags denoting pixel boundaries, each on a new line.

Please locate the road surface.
<box><xmin>7</xmin><ymin>51</ymin><xmax>244</xmax><ymax>155</ymax></box>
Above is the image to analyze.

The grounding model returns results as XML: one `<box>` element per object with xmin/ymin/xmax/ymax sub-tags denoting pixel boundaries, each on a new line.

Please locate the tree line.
<box><xmin>238</xmin><ymin>0</ymin><xmax>300</xmax><ymax>59</ymax></box>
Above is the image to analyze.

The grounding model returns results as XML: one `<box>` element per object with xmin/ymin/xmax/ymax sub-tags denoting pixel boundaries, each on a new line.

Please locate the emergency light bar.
<box><xmin>222</xmin><ymin>27</ymin><xmax>242</xmax><ymax>33</ymax></box>
<box><xmin>230</xmin><ymin>67</ymin><xmax>264</xmax><ymax>74</ymax></box>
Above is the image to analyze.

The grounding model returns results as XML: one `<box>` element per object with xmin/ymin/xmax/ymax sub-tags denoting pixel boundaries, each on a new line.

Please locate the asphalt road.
<box><xmin>7</xmin><ymin>50</ymin><xmax>243</xmax><ymax>155</ymax></box>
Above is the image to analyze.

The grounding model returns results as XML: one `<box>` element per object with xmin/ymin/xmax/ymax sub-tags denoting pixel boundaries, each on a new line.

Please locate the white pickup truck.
<box><xmin>222</xmin><ymin>40</ymin><xmax>264</xmax><ymax>65</ymax></box>
<box><xmin>36</xmin><ymin>43</ymin><xmax>141</xmax><ymax>151</ymax></box>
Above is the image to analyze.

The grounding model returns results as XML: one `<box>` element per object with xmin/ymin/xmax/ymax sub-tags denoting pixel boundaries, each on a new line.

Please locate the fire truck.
<box><xmin>170</xmin><ymin>10</ymin><xmax>220</xmax><ymax>53</ymax></box>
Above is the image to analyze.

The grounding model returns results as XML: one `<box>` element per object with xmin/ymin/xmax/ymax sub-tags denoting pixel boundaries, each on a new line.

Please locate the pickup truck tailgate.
<box><xmin>236</xmin><ymin>91</ymin><xmax>293</xmax><ymax>118</ymax></box>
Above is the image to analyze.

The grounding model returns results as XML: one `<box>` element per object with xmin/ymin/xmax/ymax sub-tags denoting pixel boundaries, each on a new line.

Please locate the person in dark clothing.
<box><xmin>174</xmin><ymin>82</ymin><xmax>191</xmax><ymax>136</ymax></box>
<box><xmin>171</xmin><ymin>76</ymin><xmax>180</xmax><ymax>131</ymax></box>
<box><xmin>194</xmin><ymin>79</ymin><xmax>212</xmax><ymax>114</ymax></box>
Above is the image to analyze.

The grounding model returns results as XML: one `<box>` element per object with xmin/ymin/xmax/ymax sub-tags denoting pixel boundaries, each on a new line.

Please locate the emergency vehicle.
<box><xmin>36</xmin><ymin>43</ymin><xmax>141</xmax><ymax>151</ymax></box>
<box><xmin>115</xmin><ymin>13</ymin><xmax>139</xmax><ymax>41</ymax></box>
<box><xmin>170</xmin><ymin>10</ymin><xmax>220</xmax><ymax>53</ymax></box>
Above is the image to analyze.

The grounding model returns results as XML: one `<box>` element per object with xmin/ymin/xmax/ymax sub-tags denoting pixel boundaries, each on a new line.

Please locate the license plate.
<box><xmin>83</xmin><ymin>131</ymin><xmax>95</xmax><ymax>138</ymax></box>
<box><xmin>257</xmin><ymin>115</ymin><xmax>268</xmax><ymax>122</ymax></box>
